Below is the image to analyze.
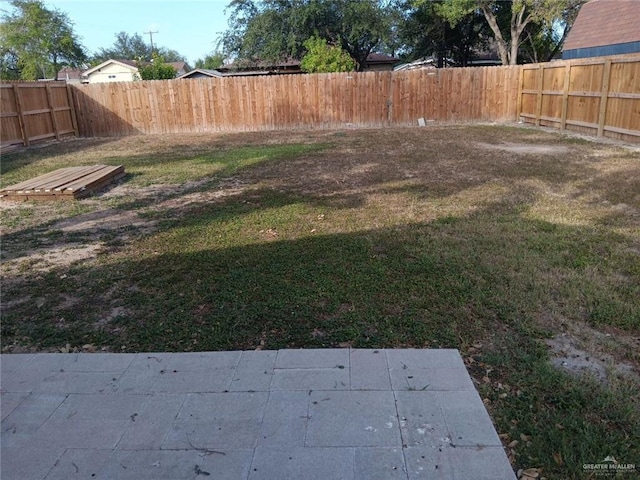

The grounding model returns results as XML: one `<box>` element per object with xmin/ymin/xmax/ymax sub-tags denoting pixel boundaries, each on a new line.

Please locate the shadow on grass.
<box><xmin>2</xmin><ymin>206</ymin><xmax>639</xmax><ymax>478</ymax></box>
<box><xmin>3</xmin><ymin>203</ymin><xmax>638</xmax><ymax>351</ymax></box>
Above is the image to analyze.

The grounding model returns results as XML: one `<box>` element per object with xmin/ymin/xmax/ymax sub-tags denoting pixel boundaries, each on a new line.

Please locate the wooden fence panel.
<box><xmin>518</xmin><ymin>54</ymin><xmax>640</xmax><ymax>142</ymax></box>
<box><xmin>0</xmin><ymin>82</ymin><xmax>76</xmax><ymax>147</ymax></box>
<box><xmin>1</xmin><ymin>85</ymin><xmax>23</xmax><ymax>146</ymax></box>
<box><xmin>5</xmin><ymin>59</ymin><xmax>636</xmax><ymax>147</ymax></box>
<box><xmin>66</xmin><ymin>67</ymin><xmax>519</xmax><ymax>137</ymax></box>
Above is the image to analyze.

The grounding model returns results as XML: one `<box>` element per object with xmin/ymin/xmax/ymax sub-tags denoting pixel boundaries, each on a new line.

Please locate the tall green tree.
<box><xmin>92</xmin><ymin>31</ymin><xmax>186</xmax><ymax>64</ymax></box>
<box><xmin>433</xmin><ymin>0</ymin><xmax>579</xmax><ymax>65</ymax></box>
<box><xmin>222</xmin><ymin>0</ymin><xmax>396</xmax><ymax>71</ymax></box>
<box><xmin>194</xmin><ymin>51</ymin><xmax>226</xmax><ymax>69</ymax></box>
<box><xmin>0</xmin><ymin>0</ymin><xmax>86</xmax><ymax>80</ymax></box>
<box><xmin>301</xmin><ymin>36</ymin><xmax>355</xmax><ymax>73</ymax></box>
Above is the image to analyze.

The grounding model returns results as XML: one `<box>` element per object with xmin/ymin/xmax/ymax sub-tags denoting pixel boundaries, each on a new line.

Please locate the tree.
<box><xmin>138</xmin><ymin>54</ymin><xmax>177</xmax><ymax>80</ymax></box>
<box><xmin>92</xmin><ymin>31</ymin><xmax>186</xmax><ymax>64</ymax></box>
<box><xmin>519</xmin><ymin>0</ymin><xmax>586</xmax><ymax>63</ymax></box>
<box><xmin>0</xmin><ymin>0</ymin><xmax>86</xmax><ymax>80</ymax></box>
<box><xmin>434</xmin><ymin>0</ymin><xmax>576</xmax><ymax>65</ymax></box>
<box><xmin>195</xmin><ymin>51</ymin><xmax>225</xmax><ymax>69</ymax></box>
<box><xmin>301</xmin><ymin>36</ymin><xmax>355</xmax><ymax>73</ymax></box>
<box><xmin>222</xmin><ymin>0</ymin><xmax>396</xmax><ymax>71</ymax></box>
<box><xmin>400</xmin><ymin>0</ymin><xmax>489</xmax><ymax>67</ymax></box>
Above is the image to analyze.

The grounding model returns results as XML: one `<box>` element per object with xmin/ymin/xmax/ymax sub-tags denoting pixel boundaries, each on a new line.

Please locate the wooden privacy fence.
<box><xmin>518</xmin><ymin>54</ymin><xmax>640</xmax><ymax>142</ymax></box>
<box><xmin>68</xmin><ymin>66</ymin><xmax>520</xmax><ymax>137</ymax></box>
<box><xmin>2</xmin><ymin>57</ymin><xmax>638</xmax><ymax>145</ymax></box>
<box><xmin>1</xmin><ymin>83</ymin><xmax>78</xmax><ymax>147</ymax></box>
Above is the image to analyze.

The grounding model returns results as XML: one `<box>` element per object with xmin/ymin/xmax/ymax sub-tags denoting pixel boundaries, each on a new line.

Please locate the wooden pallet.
<box><xmin>0</xmin><ymin>165</ymin><xmax>125</xmax><ymax>201</ymax></box>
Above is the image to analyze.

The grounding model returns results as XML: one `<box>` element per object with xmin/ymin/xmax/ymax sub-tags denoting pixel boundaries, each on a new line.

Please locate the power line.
<box><xmin>143</xmin><ymin>30</ymin><xmax>159</xmax><ymax>55</ymax></box>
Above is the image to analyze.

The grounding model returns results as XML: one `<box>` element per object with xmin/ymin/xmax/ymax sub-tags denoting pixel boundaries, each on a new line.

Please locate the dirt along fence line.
<box><xmin>1</xmin><ymin>55</ymin><xmax>638</xmax><ymax>146</ymax></box>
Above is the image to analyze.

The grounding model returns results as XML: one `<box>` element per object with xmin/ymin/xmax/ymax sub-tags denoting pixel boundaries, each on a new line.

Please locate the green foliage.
<box><xmin>92</xmin><ymin>31</ymin><xmax>186</xmax><ymax>64</ymax></box>
<box><xmin>138</xmin><ymin>54</ymin><xmax>177</xmax><ymax>80</ymax></box>
<box><xmin>222</xmin><ymin>0</ymin><xmax>394</xmax><ymax>70</ymax></box>
<box><xmin>431</xmin><ymin>0</ymin><xmax>582</xmax><ymax>65</ymax></box>
<box><xmin>194</xmin><ymin>51</ymin><xmax>225</xmax><ymax>69</ymax></box>
<box><xmin>0</xmin><ymin>0</ymin><xmax>86</xmax><ymax>80</ymax></box>
<box><xmin>520</xmin><ymin>0</ymin><xmax>586</xmax><ymax>62</ymax></box>
<box><xmin>301</xmin><ymin>37</ymin><xmax>355</xmax><ymax>73</ymax></box>
<box><xmin>399</xmin><ymin>0</ymin><xmax>489</xmax><ymax>66</ymax></box>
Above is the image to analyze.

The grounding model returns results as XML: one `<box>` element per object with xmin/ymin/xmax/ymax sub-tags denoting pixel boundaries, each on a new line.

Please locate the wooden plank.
<box><xmin>56</xmin><ymin>165</ymin><xmax>124</xmax><ymax>192</ymax></box>
<box><xmin>26</xmin><ymin>132</ymin><xmax>56</xmax><ymax>142</ymax></box>
<box><xmin>1</xmin><ymin>165</ymin><xmax>124</xmax><ymax>201</ymax></box>
<box><xmin>567</xmin><ymin>91</ymin><xmax>602</xmax><ymax>98</ymax></box>
<box><xmin>3</xmin><ymin>167</ymin><xmax>80</xmax><ymax>192</ymax></box>
<box><xmin>516</xmin><ymin>65</ymin><xmax>525</xmax><ymax>120</ymax></box>
<box><xmin>65</xmin><ymin>85</ymin><xmax>78</xmax><ymax>137</ymax></box>
<box><xmin>12</xmin><ymin>84</ymin><xmax>28</xmax><ymax>146</ymax></box>
<box><xmin>45</xmin><ymin>84</ymin><xmax>60</xmax><ymax>140</ymax></box>
<box><xmin>46</xmin><ymin>165</ymin><xmax>109</xmax><ymax>191</ymax></box>
<box><xmin>21</xmin><ymin>108</ymin><xmax>52</xmax><ymax>116</ymax></box>
<box><xmin>560</xmin><ymin>64</ymin><xmax>571</xmax><ymax>130</ymax></box>
<box><xmin>597</xmin><ymin>59</ymin><xmax>612</xmax><ymax>137</ymax></box>
<box><xmin>10</xmin><ymin>166</ymin><xmax>104</xmax><ymax>192</ymax></box>
<box><xmin>607</xmin><ymin>92</ymin><xmax>640</xmax><ymax>99</ymax></box>
<box><xmin>535</xmin><ymin>65</ymin><xmax>544</xmax><ymax>126</ymax></box>
<box><xmin>604</xmin><ymin>125</ymin><xmax>640</xmax><ymax>137</ymax></box>
<box><xmin>565</xmin><ymin>119</ymin><xmax>598</xmax><ymax>129</ymax></box>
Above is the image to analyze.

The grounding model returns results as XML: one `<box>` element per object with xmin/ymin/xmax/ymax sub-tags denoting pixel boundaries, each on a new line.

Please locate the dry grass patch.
<box><xmin>1</xmin><ymin>125</ymin><xmax>639</xmax><ymax>477</ymax></box>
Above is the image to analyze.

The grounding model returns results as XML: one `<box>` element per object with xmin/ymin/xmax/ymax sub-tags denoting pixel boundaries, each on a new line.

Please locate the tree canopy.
<box><xmin>222</xmin><ymin>0</ymin><xmax>584</xmax><ymax>68</ymax></box>
<box><xmin>0</xmin><ymin>0</ymin><xmax>86</xmax><ymax>80</ymax></box>
<box><xmin>399</xmin><ymin>0</ymin><xmax>490</xmax><ymax>67</ymax></box>
<box><xmin>433</xmin><ymin>0</ymin><xmax>585</xmax><ymax>65</ymax></box>
<box><xmin>194</xmin><ymin>51</ymin><xmax>226</xmax><ymax>70</ymax></box>
<box><xmin>300</xmin><ymin>36</ymin><xmax>355</xmax><ymax>73</ymax></box>
<box><xmin>222</xmin><ymin>0</ymin><xmax>394</xmax><ymax>71</ymax></box>
<box><xmin>92</xmin><ymin>31</ymin><xmax>186</xmax><ymax>65</ymax></box>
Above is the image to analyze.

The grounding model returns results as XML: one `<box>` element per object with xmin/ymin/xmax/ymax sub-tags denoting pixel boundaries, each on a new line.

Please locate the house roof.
<box><xmin>83</xmin><ymin>59</ymin><xmax>138</xmax><ymax>76</ymax></box>
<box><xmin>365</xmin><ymin>53</ymin><xmax>401</xmax><ymax>65</ymax></box>
<box><xmin>176</xmin><ymin>69</ymin><xmax>223</xmax><ymax>79</ymax></box>
<box><xmin>394</xmin><ymin>57</ymin><xmax>457</xmax><ymax>71</ymax></box>
<box><xmin>168</xmin><ymin>61</ymin><xmax>188</xmax><ymax>72</ymax></box>
<box><xmin>217</xmin><ymin>58</ymin><xmax>302</xmax><ymax>72</ymax></box>
<box><xmin>563</xmin><ymin>0</ymin><xmax>640</xmax><ymax>51</ymax></box>
<box><xmin>57</xmin><ymin>67</ymin><xmax>84</xmax><ymax>80</ymax></box>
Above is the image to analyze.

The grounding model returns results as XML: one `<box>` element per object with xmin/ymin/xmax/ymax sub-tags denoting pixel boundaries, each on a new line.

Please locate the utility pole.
<box><xmin>144</xmin><ymin>30</ymin><xmax>158</xmax><ymax>56</ymax></box>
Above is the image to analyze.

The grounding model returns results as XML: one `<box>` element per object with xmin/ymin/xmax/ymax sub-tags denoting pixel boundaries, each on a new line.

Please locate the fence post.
<box><xmin>560</xmin><ymin>63</ymin><xmax>571</xmax><ymax>131</ymax></box>
<box><xmin>12</xmin><ymin>84</ymin><xmax>29</xmax><ymax>147</ymax></box>
<box><xmin>386</xmin><ymin>71</ymin><xmax>393</xmax><ymax>126</ymax></box>
<box><xmin>65</xmin><ymin>84</ymin><xmax>79</xmax><ymax>137</ymax></box>
<box><xmin>45</xmin><ymin>84</ymin><xmax>60</xmax><ymax>140</ymax></box>
<box><xmin>597</xmin><ymin>59</ymin><xmax>612</xmax><ymax>137</ymax></box>
<box><xmin>516</xmin><ymin>65</ymin><xmax>524</xmax><ymax>121</ymax></box>
<box><xmin>535</xmin><ymin>64</ymin><xmax>544</xmax><ymax>126</ymax></box>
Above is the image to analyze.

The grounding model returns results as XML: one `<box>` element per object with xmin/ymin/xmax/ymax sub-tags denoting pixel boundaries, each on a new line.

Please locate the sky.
<box><xmin>44</xmin><ymin>0</ymin><xmax>231</xmax><ymax>65</ymax></box>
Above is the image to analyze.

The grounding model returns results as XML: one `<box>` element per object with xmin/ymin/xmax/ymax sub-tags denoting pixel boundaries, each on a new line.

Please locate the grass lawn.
<box><xmin>1</xmin><ymin>125</ymin><xmax>639</xmax><ymax>478</ymax></box>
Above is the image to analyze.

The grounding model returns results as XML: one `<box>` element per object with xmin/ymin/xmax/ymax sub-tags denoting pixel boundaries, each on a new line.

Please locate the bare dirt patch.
<box><xmin>476</xmin><ymin>142</ymin><xmax>571</xmax><ymax>155</ymax></box>
<box><xmin>546</xmin><ymin>335</ymin><xmax>638</xmax><ymax>384</ymax></box>
<box><xmin>2</xmin><ymin>243</ymin><xmax>103</xmax><ymax>274</ymax></box>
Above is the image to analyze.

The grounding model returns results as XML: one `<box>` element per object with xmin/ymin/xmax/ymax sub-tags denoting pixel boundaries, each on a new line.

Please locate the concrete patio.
<box><xmin>1</xmin><ymin>349</ymin><xmax>516</xmax><ymax>479</ymax></box>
